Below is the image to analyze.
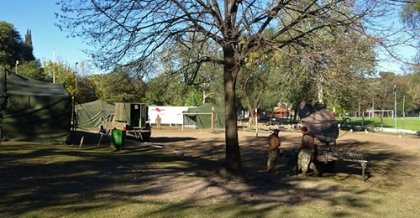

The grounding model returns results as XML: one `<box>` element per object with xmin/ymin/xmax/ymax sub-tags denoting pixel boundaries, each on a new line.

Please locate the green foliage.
<box><xmin>22</xmin><ymin>30</ymin><xmax>35</xmax><ymax>61</ymax></box>
<box><xmin>343</xmin><ymin>71</ymin><xmax>420</xmax><ymax>116</ymax></box>
<box><xmin>184</xmin><ymin>89</ymin><xmax>203</xmax><ymax>106</ymax></box>
<box><xmin>97</xmin><ymin>66</ymin><xmax>146</xmax><ymax>103</ymax></box>
<box><xmin>235</xmin><ymin>19</ymin><xmax>376</xmax><ymax>118</ymax></box>
<box><xmin>236</xmin><ymin>60</ymin><xmax>277</xmax><ymax>123</ymax></box>
<box><xmin>16</xmin><ymin>60</ymin><xmax>45</xmax><ymax>81</ymax></box>
<box><xmin>75</xmin><ymin>76</ymin><xmax>98</xmax><ymax>103</ymax></box>
<box><xmin>143</xmin><ymin>73</ymin><xmax>203</xmax><ymax>106</ymax></box>
<box><xmin>142</xmin><ymin>41</ymin><xmax>223</xmax><ymax>106</ymax></box>
<box><xmin>0</xmin><ymin>21</ymin><xmax>21</xmax><ymax>68</ymax></box>
<box><xmin>42</xmin><ymin>60</ymin><xmax>76</xmax><ymax>96</ymax></box>
<box><xmin>89</xmin><ymin>74</ymin><xmax>106</xmax><ymax>101</ymax></box>
<box><xmin>373</xmin><ymin>72</ymin><xmax>397</xmax><ymax>110</ymax></box>
<box><xmin>406</xmin><ymin>72</ymin><xmax>420</xmax><ymax>112</ymax></box>
<box><xmin>0</xmin><ymin>22</ymin><xmax>36</xmax><ymax>69</ymax></box>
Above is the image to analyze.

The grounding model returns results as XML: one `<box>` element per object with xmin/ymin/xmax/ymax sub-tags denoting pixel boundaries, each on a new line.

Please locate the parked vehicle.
<box><xmin>111</xmin><ymin>102</ymin><xmax>151</xmax><ymax>141</ymax></box>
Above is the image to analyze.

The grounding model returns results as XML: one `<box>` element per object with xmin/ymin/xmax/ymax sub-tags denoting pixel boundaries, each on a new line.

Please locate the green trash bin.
<box><xmin>111</xmin><ymin>129</ymin><xmax>126</xmax><ymax>150</ymax></box>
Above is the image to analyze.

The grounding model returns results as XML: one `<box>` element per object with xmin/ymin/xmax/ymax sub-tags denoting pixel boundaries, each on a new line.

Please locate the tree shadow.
<box><xmin>150</xmin><ymin>136</ymin><xmax>197</xmax><ymax>143</ymax></box>
<box><xmin>0</xmin><ymin>131</ymin><xmax>417</xmax><ymax>217</ymax></box>
<box><xmin>69</xmin><ymin>130</ymin><xmax>197</xmax><ymax>145</ymax></box>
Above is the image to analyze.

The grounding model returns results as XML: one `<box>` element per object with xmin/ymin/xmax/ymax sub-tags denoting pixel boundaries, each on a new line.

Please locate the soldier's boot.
<box><xmin>312</xmin><ymin>166</ymin><xmax>319</xmax><ymax>176</ymax></box>
<box><xmin>309</xmin><ymin>162</ymin><xmax>319</xmax><ymax>176</ymax></box>
<box><xmin>266</xmin><ymin>160</ymin><xmax>273</xmax><ymax>172</ymax></box>
<box><xmin>300</xmin><ymin>165</ymin><xmax>308</xmax><ymax>176</ymax></box>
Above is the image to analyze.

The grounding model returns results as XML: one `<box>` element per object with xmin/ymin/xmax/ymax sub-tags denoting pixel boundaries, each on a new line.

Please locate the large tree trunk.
<box><xmin>316</xmin><ymin>72</ymin><xmax>324</xmax><ymax>103</ymax></box>
<box><xmin>247</xmin><ymin>105</ymin><xmax>256</xmax><ymax>127</ymax></box>
<box><xmin>223</xmin><ymin>46</ymin><xmax>242</xmax><ymax>174</ymax></box>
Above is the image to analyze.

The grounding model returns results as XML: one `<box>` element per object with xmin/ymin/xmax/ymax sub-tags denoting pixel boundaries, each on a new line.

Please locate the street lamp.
<box><xmin>74</xmin><ymin>62</ymin><xmax>78</xmax><ymax>94</ymax></box>
<box><xmin>15</xmin><ymin>60</ymin><xmax>19</xmax><ymax>74</ymax></box>
<box><xmin>71</xmin><ymin>62</ymin><xmax>79</xmax><ymax>132</ymax></box>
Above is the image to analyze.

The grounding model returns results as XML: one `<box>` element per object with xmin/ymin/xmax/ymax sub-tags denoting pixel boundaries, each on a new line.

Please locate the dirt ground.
<box><xmin>146</xmin><ymin>127</ymin><xmax>420</xmax><ymax>198</ymax></box>
<box><xmin>1</xmin><ymin>126</ymin><xmax>420</xmax><ymax>217</ymax></box>
<box><xmin>133</xmin><ymin>127</ymin><xmax>420</xmax><ymax>216</ymax></box>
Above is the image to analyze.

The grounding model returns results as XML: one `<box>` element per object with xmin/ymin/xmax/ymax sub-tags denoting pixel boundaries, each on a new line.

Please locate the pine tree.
<box><xmin>22</xmin><ymin>29</ymin><xmax>35</xmax><ymax>61</ymax></box>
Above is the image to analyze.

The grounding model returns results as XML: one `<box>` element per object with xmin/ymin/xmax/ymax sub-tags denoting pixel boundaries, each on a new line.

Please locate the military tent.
<box><xmin>0</xmin><ymin>70</ymin><xmax>71</xmax><ymax>143</ymax></box>
<box><xmin>184</xmin><ymin>103</ymin><xmax>225</xmax><ymax>128</ymax></box>
<box><xmin>75</xmin><ymin>100</ymin><xmax>114</xmax><ymax>129</ymax></box>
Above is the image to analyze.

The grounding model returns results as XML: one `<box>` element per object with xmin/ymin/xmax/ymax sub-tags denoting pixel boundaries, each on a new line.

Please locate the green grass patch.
<box><xmin>338</xmin><ymin>117</ymin><xmax>420</xmax><ymax>131</ymax></box>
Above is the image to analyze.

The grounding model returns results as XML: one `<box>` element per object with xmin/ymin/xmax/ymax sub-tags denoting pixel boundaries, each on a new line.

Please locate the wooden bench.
<box><xmin>317</xmin><ymin>149</ymin><xmax>369</xmax><ymax>180</ymax></box>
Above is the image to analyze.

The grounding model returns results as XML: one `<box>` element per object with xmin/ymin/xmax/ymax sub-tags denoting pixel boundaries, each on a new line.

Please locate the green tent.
<box><xmin>0</xmin><ymin>70</ymin><xmax>71</xmax><ymax>143</ymax></box>
<box><xmin>75</xmin><ymin>100</ymin><xmax>114</xmax><ymax>129</ymax></box>
<box><xmin>185</xmin><ymin>103</ymin><xmax>225</xmax><ymax>128</ymax></box>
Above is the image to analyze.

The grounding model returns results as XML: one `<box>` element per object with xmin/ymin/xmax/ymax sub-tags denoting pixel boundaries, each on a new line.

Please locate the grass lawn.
<box><xmin>338</xmin><ymin>117</ymin><xmax>420</xmax><ymax>131</ymax></box>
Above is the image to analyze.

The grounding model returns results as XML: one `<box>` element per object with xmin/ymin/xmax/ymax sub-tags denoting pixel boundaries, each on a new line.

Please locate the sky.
<box><xmin>0</xmin><ymin>0</ymin><xmax>416</xmax><ymax>74</ymax></box>
<box><xmin>0</xmin><ymin>0</ymin><xmax>89</xmax><ymax>71</ymax></box>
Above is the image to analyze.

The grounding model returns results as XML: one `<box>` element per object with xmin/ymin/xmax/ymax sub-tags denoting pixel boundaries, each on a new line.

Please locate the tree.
<box><xmin>0</xmin><ymin>21</ymin><xmax>21</xmax><ymax>68</ymax></box>
<box><xmin>0</xmin><ymin>22</ymin><xmax>39</xmax><ymax>76</ymax></box>
<box><xmin>236</xmin><ymin>57</ymin><xmax>281</xmax><ymax>126</ymax></box>
<box><xmin>17</xmin><ymin>60</ymin><xmax>46</xmax><ymax>81</ymax></box>
<box><xmin>143</xmin><ymin>41</ymin><xmax>224</xmax><ymax>106</ymax></box>
<box><xmin>237</xmin><ymin>65</ymin><xmax>267</xmax><ymax>126</ymax></box>
<box><xmin>401</xmin><ymin>0</ymin><xmax>420</xmax><ymax>63</ymax></box>
<box><xmin>42</xmin><ymin>60</ymin><xmax>77</xmax><ymax>96</ymax></box>
<box><xmin>300</xmin><ymin>26</ymin><xmax>376</xmax><ymax>110</ymax></box>
<box><xmin>22</xmin><ymin>30</ymin><xmax>35</xmax><ymax>62</ymax></box>
<box><xmin>373</xmin><ymin>71</ymin><xmax>398</xmax><ymax>111</ymax></box>
<box><xmin>75</xmin><ymin>76</ymin><xmax>99</xmax><ymax>103</ymax></box>
<box><xmin>57</xmin><ymin>0</ymin><xmax>409</xmax><ymax>174</ymax></box>
<box><xmin>401</xmin><ymin>0</ymin><xmax>420</xmax><ymax>32</ymax></box>
<box><xmin>97</xmin><ymin>66</ymin><xmax>146</xmax><ymax>103</ymax></box>
<box><xmin>405</xmin><ymin>72</ymin><xmax>420</xmax><ymax>113</ymax></box>
<box><xmin>143</xmin><ymin>73</ymin><xmax>202</xmax><ymax>106</ymax></box>
<box><xmin>269</xmin><ymin>55</ymin><xmax>316</xmax><ymax>119</ymax></box>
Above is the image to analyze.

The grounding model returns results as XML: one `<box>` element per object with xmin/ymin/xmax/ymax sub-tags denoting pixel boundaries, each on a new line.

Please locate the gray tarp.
<box><xmin>0</xmin><ymin>70</ymin><xmax>71</xmax><ymax>143</ymax></box>
<box><xmin>299</xmin><ymin>101</ymin><xmax>339</xmax><ymax>143</ymax></box>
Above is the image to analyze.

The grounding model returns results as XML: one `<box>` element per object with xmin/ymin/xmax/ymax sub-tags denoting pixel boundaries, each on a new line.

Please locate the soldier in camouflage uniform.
<box><xmin>267</xmin><ymin>129</ymin><xmax>281</xmax><ymax>172</ymax></box>
<box><xmin>297</xmin><ymin>127</ymin><xmax>319</xmax><ymax>176</ymax></box>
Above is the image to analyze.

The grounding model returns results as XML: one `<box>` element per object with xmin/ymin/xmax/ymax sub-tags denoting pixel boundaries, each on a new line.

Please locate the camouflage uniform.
<box><xmin>297</xmin><ymin>133</ymin><xmax>319</xmax><ymax>176</ymax></box>
<box><xmin>267</xmin><ymin>130</ymin><xmax>281</xmax><ymax>171</ymax></box>
<box><xmin>298</xmin><ymin>149</ymin><xmax>318</xmax><ymax>176</ymax></box>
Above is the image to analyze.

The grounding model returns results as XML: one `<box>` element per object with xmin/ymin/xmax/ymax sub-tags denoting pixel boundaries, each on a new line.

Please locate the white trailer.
<box><xmin>149</xmin><ymin>106</ymin><xmax>196</xmax><ymax>126</ymax></box>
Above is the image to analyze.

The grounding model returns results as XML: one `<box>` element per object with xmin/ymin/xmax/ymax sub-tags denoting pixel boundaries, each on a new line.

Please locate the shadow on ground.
<box><xmin>0</xmin><ymin>130</ymin><xmax>417</xmax><ymax>217</ymax></box>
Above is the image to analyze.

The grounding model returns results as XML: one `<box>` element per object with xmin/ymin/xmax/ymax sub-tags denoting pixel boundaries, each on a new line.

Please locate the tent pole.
<box><xmin>0</xmin><ymin>68</ymin><xmax>8</xmax><ymax>145</ymax></box>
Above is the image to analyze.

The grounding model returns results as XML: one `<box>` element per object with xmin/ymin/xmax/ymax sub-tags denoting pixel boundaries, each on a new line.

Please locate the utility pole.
<box><xmin>402</xmin><ymin>95</ymin><xmax>406</xmax><ymax>129</ymax></box>
<box><xmin>393</xmin><ymin>85</ymin><xmax>397</xmax><ymax>133</ymax></box>
<box><xmin>71</xmin><ymin>62</ymin><xmax>79</xmax><ymax>132</ymax></box>
<box><xmin>53</xmin><ymin>50</ymin><xmax>56</xmax><ymax>83</ymax></box>
<box><xmin>15</xmin><ymin>60</ymin><xmax>19</xmax><ymax>74</ymax></box>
